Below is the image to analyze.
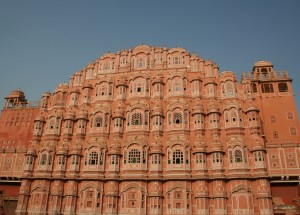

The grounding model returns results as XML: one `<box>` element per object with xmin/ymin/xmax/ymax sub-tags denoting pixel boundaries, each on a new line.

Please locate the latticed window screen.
<box><xmin>173</xmin><ymin>112</ymin><xmax>182</xmax><ymax>124</ymax></box>
<box><xmin>131</xmin><ymin>113</ymin><xmax>142</xmax><ymax>125</ymax></box>
<box><xmin>95</xmin><ymin>117</ymin><xmax>102</xmax><ymax>127</ymax></box>
<box><xmin>235</xmin><ymin>150</ymin><xmax>242</xmax><ymax>162</ymax></box>
<box><xmin>89</xmin><ymin>152</ymin><xmax>98</xmax><ymax>165</ymax></box>
<box><xmin>173</xmin><ymin>150</ymin><xmax>183</xmax><ymax>164</ymax></box>
<box><xmin>128</xmin><ymin>149</ymin><xmax>140</xmax><ymax>163</ymax></box>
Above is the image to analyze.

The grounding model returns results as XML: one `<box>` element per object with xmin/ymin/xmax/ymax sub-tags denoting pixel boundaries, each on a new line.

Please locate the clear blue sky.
<box><xmin>1</xmin><ymin>1</ymin><xmax>300</xmax><ymax>115</ymax></box>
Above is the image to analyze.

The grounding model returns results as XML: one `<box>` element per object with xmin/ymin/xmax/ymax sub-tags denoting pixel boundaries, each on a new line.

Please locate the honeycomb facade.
<box><xmin>0</xmin><ymin>45</ymin><xmax>299</xmax><ymax>215</ymax></box>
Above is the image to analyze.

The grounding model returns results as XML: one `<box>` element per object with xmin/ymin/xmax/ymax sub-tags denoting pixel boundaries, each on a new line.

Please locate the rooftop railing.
<box><xmin>5</xmin><ymin>101</ymin><xmax>40</xmax><ymax>110</ymax></box>
<box><xmin>242</xmin><ymin>71</ymin><xmax>289</xmax><ymax>80</ymax></box>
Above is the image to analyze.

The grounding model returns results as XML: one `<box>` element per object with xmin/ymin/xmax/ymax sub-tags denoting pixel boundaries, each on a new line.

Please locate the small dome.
<box><xmin>254</xmin><ymin>60</ymin><xmax>273</xmax><ymax>67</ymax></box>
<box><xmin>42</xmin><ymin>92</ymin><xmax>52</xmax><ymax>97</ymax></box>
<box><xmin>55</xmin><ymin>83</ymin><xmax>69</xmax><ymax>92</ymax></box>
<box><xmin>5</xmin><ymin>89</ymin><xmax>26</xmax><ymax>100</ymax></box>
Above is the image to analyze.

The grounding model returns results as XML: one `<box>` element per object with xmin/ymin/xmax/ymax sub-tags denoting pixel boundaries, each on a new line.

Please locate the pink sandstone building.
<box><xmin>0</xmin><ymin>45</ymin><xmax>299</xmax><ymax>215</ymax></box>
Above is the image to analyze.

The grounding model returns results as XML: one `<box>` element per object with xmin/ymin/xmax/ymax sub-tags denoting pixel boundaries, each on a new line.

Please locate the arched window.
<box><xmin>172</xmin><ymin>78</ymin><xmax>182</xmax><ymax>92</ymax></box>
<box><xmin>128</xmin><ymin>149</ymin><xmax>141</xmax><ymax>163</ymax></box>
<box><xmin>136</xmin><ymin>82</ymin><xmax>142</xmax><ymax>92</ymax></box>
<box><xmin>89</xmin><ymin>152</ymin><xmax>98</xmax><ymax>165</ymax></box>
<box><xmin>173</xmin><ymin>112</ymin><xmax>182</xmax><ymax>124</ymax></box>
<box><xmin>231</xmin><ymin>109</ymin><xmax>238</xmax><ymax>122</ymax></box>
<box><xmin>55</xmin><ymin>93</ymin><xmax>61</xmax><ymax>103</ymax></box>
<box><xmin>103</xmin><ymin>61</ymin><xmax>110</xmax><ymax>70</ymax></box>
<box><xmin>131</xmin><ymin>113</ymin><xmax>142</xmax><ymax>125</ymax></box>
<box><xmin>121</xmin><ymin>57</ymin><xmax>126</xmax><ymax>65</ymax></box>
<box><xmin>138</xmin><ymin>58</ymin><xmax>144</xmax><ymax>68</ymax></box>
<box><xmin>235</xmin><ymin>150</ymin><xmax>242</xmax><ymax>162</ymax></box>
<box><xmin>95</xmin><ymin>117</ymin><xmax>102</xmax><ymax>127</ymax></box>
<box><xmin>227</xmin><ymin>81</ymin><xmax>234</xmax><ymax>96</ymax></box>
<box><xmin>49</xmin><ymin>118</ymin><xmax>55</xmax><ymax>130</ymax></box>
<box><xmin>134</xmin><ymin>79</ymin><xmax>144</xmax><ymax>93</ymax></box>
<box><xmin>174</xmin><ymin>82</ymin><xmax>180</xmax><ymax>91</ymax></box>
<box><xmin>96</xmin><ymin>82</ymin><xmax>109</xmax><ymax>96</ymax></box>
<box><xmin>173</xmin><ymin>56</ymin><xmax>180</xmax><ymax>65</ymax></box>
<box><xmin>173</xmin><ymin>150</ymin><xmax>183</xmax><ymax>164</ymax></box>
<box><xmin>40</xmin><ymin>154</ymin><xmax>47</xmax><ymax>165</ymax></box>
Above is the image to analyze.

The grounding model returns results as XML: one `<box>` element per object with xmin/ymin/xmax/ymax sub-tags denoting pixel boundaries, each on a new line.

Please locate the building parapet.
<box><xmin>242</xmin><ymin>71</ymin><xmax>289</xmax><ymax>81</ymax></box>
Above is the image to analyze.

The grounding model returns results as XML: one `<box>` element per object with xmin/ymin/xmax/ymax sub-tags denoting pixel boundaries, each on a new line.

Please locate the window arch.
<box><xmin>120</xmin><ymin>188</ymin><xmax>146</xmax><ymax>212</ymax></box>
<box><xmin>95</xmin><ymin>117</ymin><xmax>103</xmax><ymax>127</ymax></box>
<box><xmin>226</xmin><ymin>81</ymin><xmax>234</xmax><ymax>96</ymax></box>
<box><xmin>173</xmin><ymin>149</ymin><xmax>183</xmax><ymax>164</ymax></box>
<box><xmin>167</xmin><ymin>146</ymin><xmax>190</xmax><ymax>168</ymax></box>
<box><xmin>131</xmin><ymin>113</ymin><xmax>142</xmax><ymax>125</ymax></box>
<box><xmin>79</xmin><ymin>187</ymin><xmax>102</xmax><ymax>213</ymax></box>
<box><xmin>103</xmin><ymin>61</ymin><xmax>111</xmax><ymax>70</ymax></box>
<box><xmin>173</xmin><ymin>56</ymin><xmax>180</xmax><ymax>65</ymax></box>
<box><xmin>127</xmin><ymin>108</ymin><xmax>149</xmax><ymax>131</ymax></box>
<box><xmin>88</xmin><ymin>152</ymin><xmax>98</xmax><ymax>165</ymax></box>
<box><xmin>173</xmin><ymin>112</ymin><xmax>182</xmax><ymax>124</ymax></box>
<box><xmin>137</xmin><ymin>58</ymin><xmax>144</xmax><ymax>68</ymax></box>
<box><xmin>128</xmin><ymin>149</ymin><xmax>141</xmax><ymax>164</ymax></box>
<box><xmin>83</xmin><ymin>148</ymin><xmax>106</xmax><ymax>171</ymax></box>
<box><xmin>40</xmin><ymin>154</ymin><xmax>47</xmax><ymax>165</ymax></box>
<box><xmin>167</xmin><ymin>107</ymin><xmax>189</xmax><ymax>130</ymax></box>
<box><xmin>129</xmin><ymin>77</ymin><xmax>150</xmax><ymax>97</ymax></box>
